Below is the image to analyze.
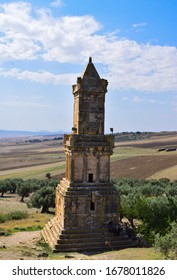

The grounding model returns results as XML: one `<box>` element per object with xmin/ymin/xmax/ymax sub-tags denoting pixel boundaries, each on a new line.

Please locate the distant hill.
<box><xmin>0</xmin><ymin>130</ymin><xmax>66</xmax><ymax>138</ymax></box>
<box><xmin>114</xmin><ymin>131</ymin><xmax>177</xmax><ymax>142</ymax></box>
<box><xmin>1</xmin><ymin>129</ymin><xmax>177</xmax><ymax>140</ymax></box>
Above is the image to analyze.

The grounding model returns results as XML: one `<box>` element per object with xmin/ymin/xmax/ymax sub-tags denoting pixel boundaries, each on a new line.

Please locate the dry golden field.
<box><xmin>1</xmin><ymin>131</ymin><xmax>177</xmax><ymax>180</ymax></box>
<box><xmin>0</xmin><ymin>138</ymin><xmax>65</xmax><ymax>179</ymax></box>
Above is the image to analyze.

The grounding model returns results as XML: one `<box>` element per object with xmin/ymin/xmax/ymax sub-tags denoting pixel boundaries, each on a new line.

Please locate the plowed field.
<box><xmin>110</xmin><ymin>154</ymin><xmax>177</xmax><ymax>179</ymax></box>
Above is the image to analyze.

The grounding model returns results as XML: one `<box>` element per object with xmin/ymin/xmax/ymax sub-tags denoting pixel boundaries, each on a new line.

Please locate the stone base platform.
<box><xmin>42</xmin><ymin>217</ymin><xmax>138</xmax><ymax>252</ymax></box>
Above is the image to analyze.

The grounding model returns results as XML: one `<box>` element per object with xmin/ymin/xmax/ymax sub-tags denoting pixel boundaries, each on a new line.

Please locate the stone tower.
<box><xmin>42</xmin><ymin>58</ymin><xmax>135</xmax><ymax>251</ymax></box>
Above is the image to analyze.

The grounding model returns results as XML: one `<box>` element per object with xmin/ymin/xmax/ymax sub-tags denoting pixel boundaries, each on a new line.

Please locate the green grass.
<box><xmin>0</xmin><ymin>212</ymin><xmax>53</xmax><ymax>234</ymax></box>
<box><xmin>87</xmin><ymin>247</ymin><xmax>164</xmax><ymax>260</ymax></box>
<box><xmin>0</xmin><ymin>194</ymin><xmax>54</xmax><ymax>234</ymax></box>
<box><xmin>45</xmin><ymin>247</ymin><xmax>164</xmax><ymax>260</ymax></box>
<box><xmin>37</xmin><ymin>238</ymin><xmax>53</xmax><ymax>254</ymax></box>
<box><xmin>0</xmin><ymin>162</ymin><xmax>65</xmax><ymax>180</ymax></box>
<box><xmin>12</xmin><ymin>225</ymin><xmax>43</xmax><ymax>233</ymax></box>
<box><xmin>0</xmin><ymin>211</ymin><xmax>29</xmax><ymax>223</ymax></box>
<box><xmin>45</xmin><ymin>164</ymin><xmax>65</xmax><ymax>172</ymax></box>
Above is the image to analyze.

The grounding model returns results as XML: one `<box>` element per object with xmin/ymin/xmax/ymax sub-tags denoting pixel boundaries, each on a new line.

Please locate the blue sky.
<box><xmin>0</xmin><ymin>0</ymin><xmax>177</xmax><ymax>133</ymax></box>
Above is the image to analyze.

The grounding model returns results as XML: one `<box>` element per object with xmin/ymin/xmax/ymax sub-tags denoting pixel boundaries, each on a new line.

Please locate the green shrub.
<box><xmin>0</xmin><ymin>214</ymin><xmax>7</xmax><ymax>223</ymax></box>
<box><xmin>7</xmin><ymin>211</ymin><xmax>29</xmax><ymax>220</ymax></box>
<box><xmin>0</xmin><ymin>211</ymin><xmax>29</xmax><ymax>223</ymax></box>
<box><xmin>12</xmin><ymin>225</ymin><xmax>42</xmax><ymax>233</ymax></box>
<box><xmin>155</xmin><ymin>222</ymin><xmax>177</xmax><ymax>259</ymax></box>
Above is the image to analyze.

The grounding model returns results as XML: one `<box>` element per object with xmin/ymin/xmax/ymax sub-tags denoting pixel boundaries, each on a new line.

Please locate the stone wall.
<box><xmin>55</xmin><ymin>178</ymin><xmax>120</xmax><ymax>230</ymax></box>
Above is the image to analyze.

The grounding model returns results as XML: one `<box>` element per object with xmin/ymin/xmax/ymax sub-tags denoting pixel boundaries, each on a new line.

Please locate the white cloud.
<box><xmin>132</xmin><ymin>22</ymin><xmax>147</xmax><ymax>28</ymax></box>
<box><xmin>0</xmin><ymin>3</ymin><xmax>101</xmax><ymax>62</ymax></box>
<box><xmin>106</xmin><ymin>43</ymin><xmax>177</xmax><ymax>92</ymax></box>
<box><xmin>0</xmin><ymin>67</ymin><xmax>77</xmax><ymax>85</ymax></box>
<box><xmin>132</xmin><ymin>22</ymin><xmax>147</xmax><ymax>33</ymax></box>
<box><xmin>132</xmin><ymin>96</ymin><xmax>156</xmax><ymax>103</ymax></box>
<box><xmin>51</xmin><ymin>0</ymin><xmax>63</xmax><ymax>7</ymax></box>
<box><xmin>0</xmin><ymin>2</ymin><xmax>177</xmax><ymax>92</ymax></box>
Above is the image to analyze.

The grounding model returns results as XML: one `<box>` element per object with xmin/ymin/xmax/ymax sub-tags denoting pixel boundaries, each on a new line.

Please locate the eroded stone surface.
<box><xmin>42</xmin><ymin>59</ymin><xmax>136</xmax><ymax>252</ymax></box>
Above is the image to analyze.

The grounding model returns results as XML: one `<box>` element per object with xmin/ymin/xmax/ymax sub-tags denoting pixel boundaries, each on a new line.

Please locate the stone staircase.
<box><xmin>42</xmin><ymin>217</ymin><xmax>138</xmax><ymax>252</ymax></box>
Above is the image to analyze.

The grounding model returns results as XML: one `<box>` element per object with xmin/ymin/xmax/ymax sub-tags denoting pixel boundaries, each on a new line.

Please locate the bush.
<box><xmin>155</xmin><ymin>222</ymin><xmax>177</xmax><ymax>259</ymax></box>
<box><xmin>13</xmin><ymin>225</ymin><xmax>42</xmax><ymax>232</ymax></box>
<box><xmin>7</xmin><ymin>211</ymin><xmax>29</xmax><ymax>220</ymax></box>
<box><xmin>0</xmin><ymin>214</ymin><xmax>7</xmax><ymax>223</ymax></box>
<box><xmin>0</xmin><ymin>211</ymin><xmax>29</xmax><ymax>223</ymax></box>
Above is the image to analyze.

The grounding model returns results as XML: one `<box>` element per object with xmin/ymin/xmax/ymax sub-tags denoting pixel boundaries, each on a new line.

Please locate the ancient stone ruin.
<box><xmin>42</xmin><ymin>58</ymin><xmax>137</xmax><ymax>252</ymax></box>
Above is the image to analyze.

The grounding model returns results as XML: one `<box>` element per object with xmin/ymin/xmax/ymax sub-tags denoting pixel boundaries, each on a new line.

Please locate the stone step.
<box><xmin>58</xmin><ymin>232</ymin><xmax>128</xmax><ymax>242</ymax></box>
<box><xmin>42</xmin><ymin>220</ymin><xmax>139</xmax><ymax>253</ymax></box>
<box><xmin>43</xmin><ymin>230</ymin><xmax>138</xmax><ymax>252</ymax></box>
<box><xmin>59</xmin><ymin>232</ymin><xmax>104</xmax><ymax>239</ymax></box>
<box><xmin>59</xmin><ymin>229</ymin><xmax>128</xmax><ymax>238</ymax></box>
<box><xmin>60</xmin><ymin>227</ymin><xmax>107</xmax><ymax>234</ymax></box>
<box><xmin>57</xmin><ymin>237</ymin><xmax>134</xmax><ymax>246</ymax></box>
<box><xmin>54</xmin><ymin>240</ymin><xmax>138</xmax><ymax>252</ymax></box>
<box><xmin>58</xmin><ymin>237</ymin><xmax>103</xmax><ymax>244</ymax></box>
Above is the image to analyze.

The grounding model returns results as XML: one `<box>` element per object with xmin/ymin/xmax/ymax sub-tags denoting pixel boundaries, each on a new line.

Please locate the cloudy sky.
<box><xmin>0</xmin><ymin>0</ymin><xmax>177</xmax><ymax>133</ymax></box>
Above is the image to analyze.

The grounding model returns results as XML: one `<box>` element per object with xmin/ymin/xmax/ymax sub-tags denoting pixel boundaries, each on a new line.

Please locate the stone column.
<box><xmin>66</xmin><ymin>154</ymin><xmax>70</xmax><ymax>181</ymax></box>
<box><xmin>83</xmin><ymin>152</ymin><xmax>87</xmax><ymax>183</ymax></box>
<box><xmin>108</xmin><ymin>153</ymin><xmax>110</xmax><ymax>182</ymax></box>
<box><xmin>96</xmin><ymin>153</ymin><xmax>100</xmax><ymax>183</ymax></box>
<box><xmin>66</xmin><ymin>154</ymin><xmax>69</xmax><ymax>179</ymax></box>
<box><xmin>70</xmin><ymin>154</ymin><xmax>74</xmax><ymax>183</ymax></box>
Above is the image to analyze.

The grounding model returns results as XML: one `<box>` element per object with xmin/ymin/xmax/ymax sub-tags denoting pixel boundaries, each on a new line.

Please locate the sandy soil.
<box><xmin>0</xmin><ymin>231</ymin><xmax>43</xmax><ymax>260</ymax></box>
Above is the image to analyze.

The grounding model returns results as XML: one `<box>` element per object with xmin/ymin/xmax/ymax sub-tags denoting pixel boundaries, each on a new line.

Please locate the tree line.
<box><xmin>25</xmin><ymin>136</ymin><xmax>63</xmax><ymax>143</ymax></box>
<box><xmin>0</xmin><ymin>178</ymin><xmax>58</xmax><ymax>213</ymax></box>
<box><xmin>113</xmin><ymin>177</ymin><xmax>177</xmax><ymax>259</ymax></box>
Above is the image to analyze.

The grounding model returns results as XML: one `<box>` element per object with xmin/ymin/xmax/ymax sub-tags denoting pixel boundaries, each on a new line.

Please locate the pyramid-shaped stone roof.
<box><xmin>81</xmin><ymin>57</ymin><xmax>100</xmax><ymax>80</ymax></box>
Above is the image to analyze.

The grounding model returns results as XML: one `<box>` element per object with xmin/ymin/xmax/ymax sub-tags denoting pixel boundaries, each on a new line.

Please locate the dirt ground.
<box><xmin>0</xmin><ymin>231</ymin><xmax>44</xmax><ymax>260</ymax></box>
<box><xmin>110</xmin><ymin>154</ymin><xmax>177</xmax><ymax>179</ymax></box>
<box><xmin>0</xmin><ymin>231</ymin><xmax>91</xmax><ymax>260</ymax></box>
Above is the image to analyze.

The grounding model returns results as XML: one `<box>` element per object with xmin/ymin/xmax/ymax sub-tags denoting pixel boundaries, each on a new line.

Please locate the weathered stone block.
<box><xmin>42</xmin><ymin>58</ymin><xmax>137</xmax><ymax>252</ymax></box>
